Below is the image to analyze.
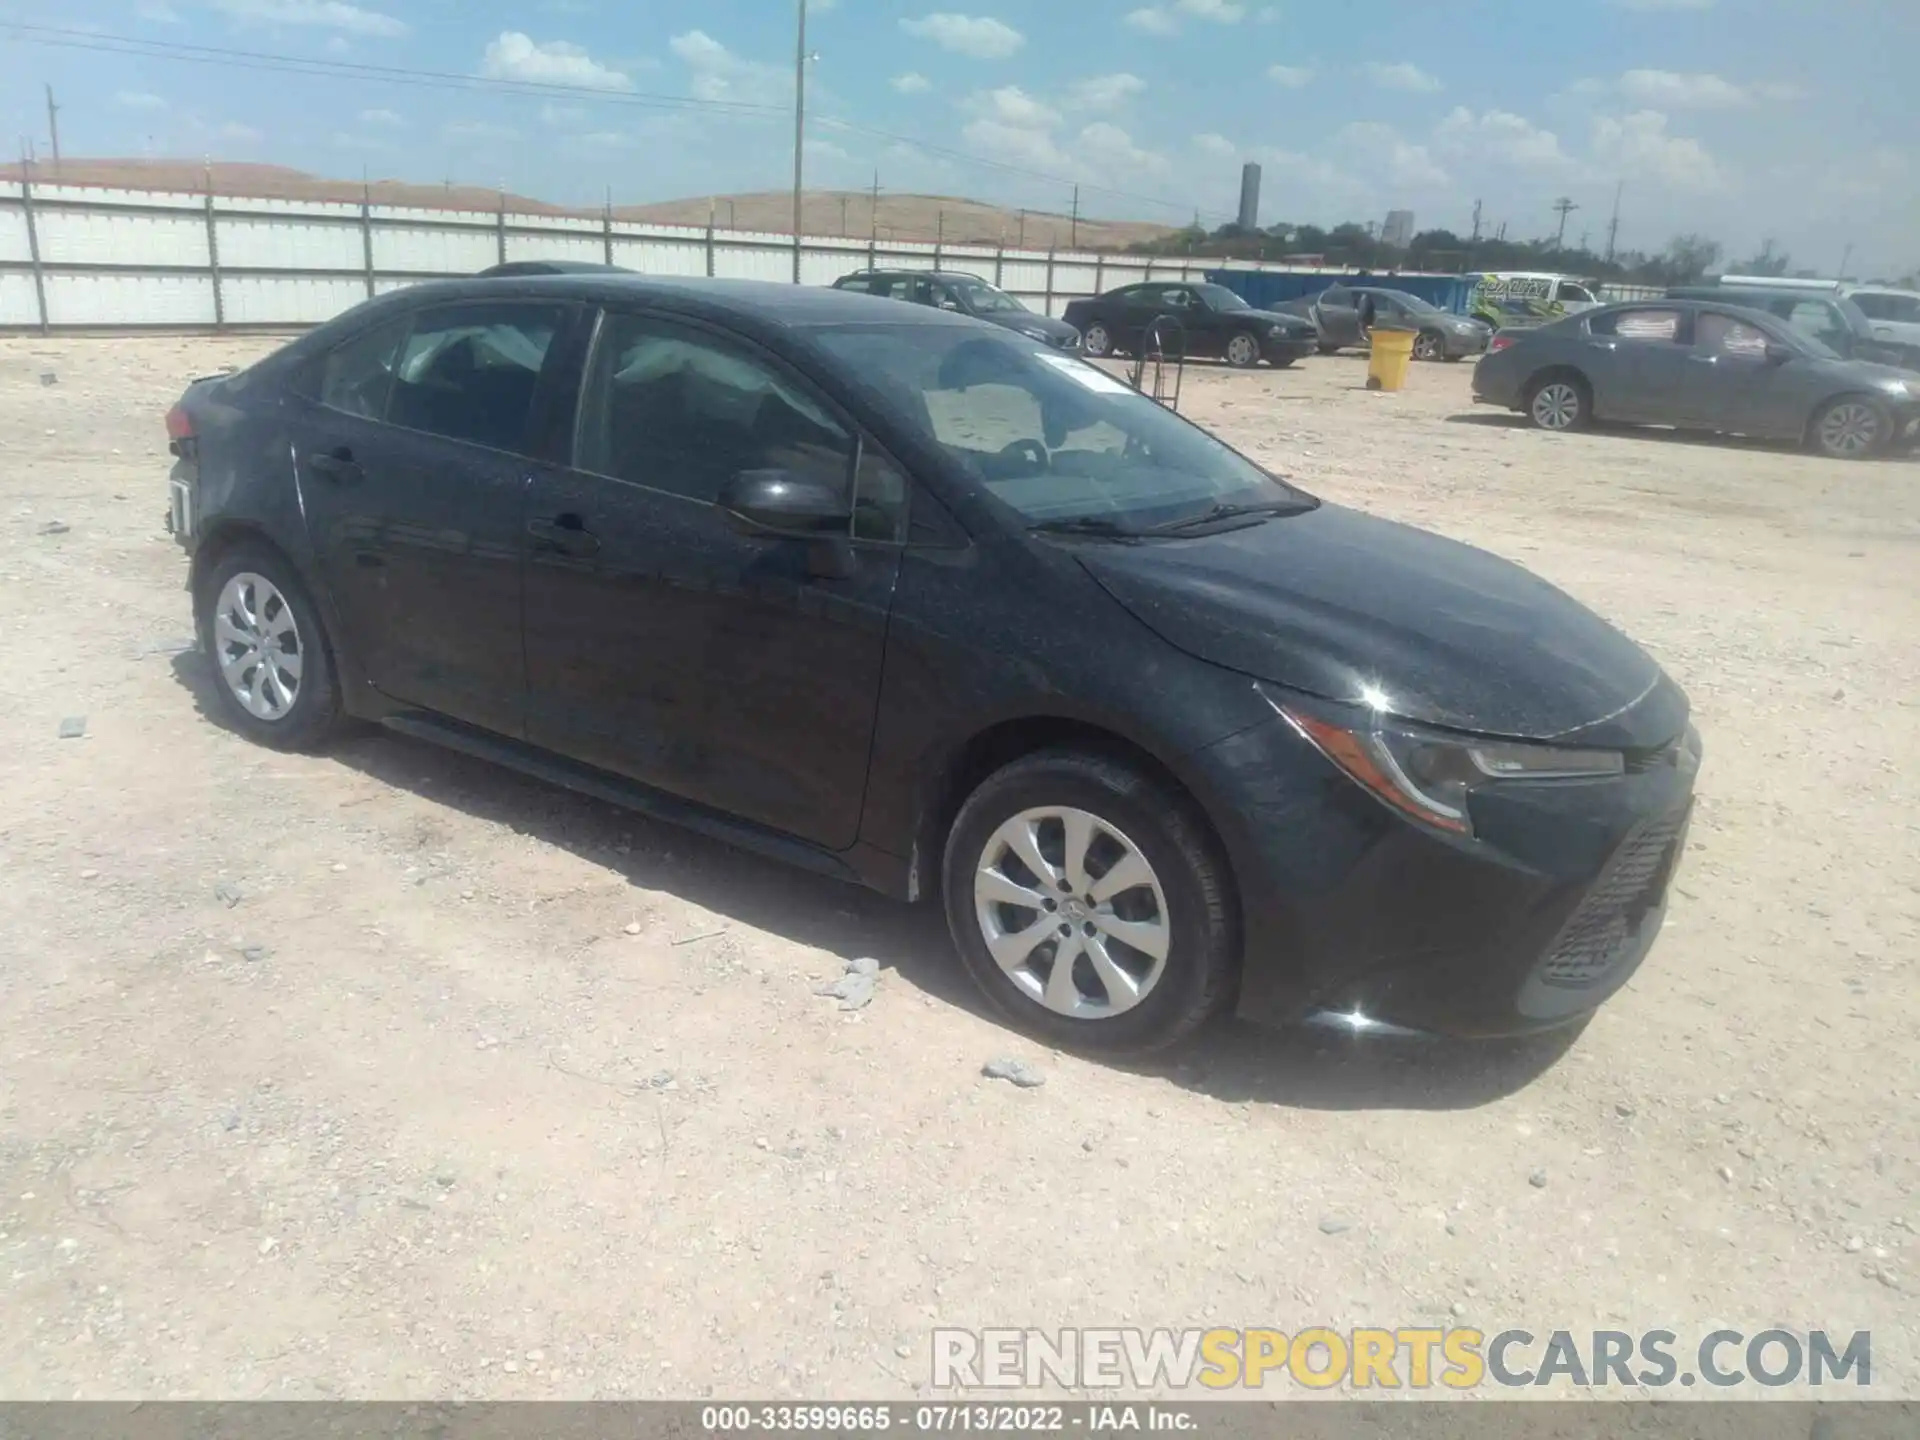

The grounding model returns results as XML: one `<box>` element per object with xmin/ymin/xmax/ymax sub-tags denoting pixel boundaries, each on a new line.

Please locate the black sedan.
<box><xmin>1063</xmin><ymin>281</ymin><xmax>1319</xmax><ymax>367</ymax></box>
<box><xmin>165</xmin><ymin>275</ymin><xmax>1697</xmax><ymax>1054</ymax></box>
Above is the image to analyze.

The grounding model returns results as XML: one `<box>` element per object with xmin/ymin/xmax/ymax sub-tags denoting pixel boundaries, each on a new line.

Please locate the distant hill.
<box><xmin>1</xmin><ymin>159</ymin><xmax>1176</xmax><ymax>250</ymax></box>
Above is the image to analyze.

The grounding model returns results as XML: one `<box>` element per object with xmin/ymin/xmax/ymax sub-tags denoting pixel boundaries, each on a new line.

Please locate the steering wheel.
<box><xmin>997</xmin><ymin>439</ymin><xmax>1050</xmax><ymax>475</ymax></box>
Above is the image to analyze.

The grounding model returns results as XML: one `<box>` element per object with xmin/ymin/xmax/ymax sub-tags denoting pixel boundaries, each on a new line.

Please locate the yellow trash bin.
<box><xmin>1366</xmin><ymin>326</ymin><xmax>1417</xmax><ymax>392</ymax></box>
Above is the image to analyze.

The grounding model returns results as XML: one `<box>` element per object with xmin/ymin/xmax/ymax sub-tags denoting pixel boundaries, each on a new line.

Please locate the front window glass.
<box><xmin>810</xmin><ymin>326</ymin><xmax>1313</xmax><ymax>529</ymax></box>
<box><xmin>1194</xmin><ymin>284</ymin><xmax>1250</xmax><ymax>311</ymax></box>
<box><xmin>952</xmin><ymin>280</ymin><xmax>1027</xmax><ymax>314</ymax></box>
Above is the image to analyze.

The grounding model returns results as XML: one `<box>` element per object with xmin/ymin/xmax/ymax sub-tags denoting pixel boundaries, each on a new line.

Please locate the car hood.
<box><xmin>1077</xmin><ymin>503</ymin><xmax>1687</xmax><ymax>748</ymax></box>
<box><xmin>991</xmin><ymin>312</ymin><xmax>1080</xmax><ymax>343</ymax></box>
<box><xmin>1238</xmin><ymin>308</ymin><xmax>1316</xmax><ymax>332</ymax></box>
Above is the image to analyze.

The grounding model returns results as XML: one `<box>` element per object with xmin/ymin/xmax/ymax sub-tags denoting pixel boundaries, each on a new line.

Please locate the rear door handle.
<box><xmin>527</xmin><ymin>515</ymin><xmax>601</xmax><ymax>557</ymax></box>
<box><xmin>307</xmin><ymin>449</ymin><xmax>364</xmax><ymax>484</ymax></box>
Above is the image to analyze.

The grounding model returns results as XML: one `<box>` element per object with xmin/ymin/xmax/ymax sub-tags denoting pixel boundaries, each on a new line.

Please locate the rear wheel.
<box><xmin>1225</xmin><ymin>331</ymin><xmax>1262</xmax><ymax>369</ymax></box>
<box><xmin>1809</xmin><ymin>395</ymin><xmax>1889</xmax><ymax>460</ymax></box>
<box><xmin>195</xmin><ymin>542</ymin><xmax>343</xmax><ymax>751</ymax></box>
<box><xmin>1413</xmin><ymin>330</ymin><xmax>1444</xmax><ymax>362</ymax></box>
<box><xmin>1526</xmin><ymin>373</ymin><xmax>1591</xmax><ymax>433</ymax></box>
<box><xmin>1081</xmin><ymin>322</ymin><xmax>1113</xmax><ymax>358</ymax></box>
<box><xmin>942</xmin><ymin>750</ymin><xmax>1237</xmax><ymax>1055</ymax></box>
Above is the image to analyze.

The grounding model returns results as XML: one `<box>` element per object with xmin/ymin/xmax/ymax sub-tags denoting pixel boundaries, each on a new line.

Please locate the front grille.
<box><xmin>1532</xmin><ymin>807</ymin><xmax>1689</xmax><ymax>991</ymax></box>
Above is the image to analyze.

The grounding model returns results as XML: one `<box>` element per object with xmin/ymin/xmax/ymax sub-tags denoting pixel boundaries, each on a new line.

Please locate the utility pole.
<box><xmin>1017</xmin><ymin>209</ymin><xmax>1026</xmax><ymax>248</ymax></box>
<box><xmin>1070</xmin><ymin>184</ymin><xmax>1079</xmax><ymax>249</ymax></box>
<box><xmin>1604</xmin><ymin>180</ymin><xmax>1623</xmax><ymax>266</ymax></box>
<box><xmin>1838</xmin><ymin>242</ymin><xmax>1854</xmax><ymax>280</ymax></box>
<box><xmin>1469</xmin><ymin>198</ymin><xmax>1483</xmax><ymax>243</ymax></box>
<box><xmin>45</xmin><ymin>85</ymin><xmax>61</xmax><ymax>170</ymax></box>
<box><xmin>839</xmin><ymin>193</ymin><xmax>849</xmax><ymax>236</ymax></box>
<box><xmin>790</xmin><ymin>0</ymin><xmax>809</xmax><ymax>283</ymax></box>
<box><xmin>1551</xmin><ymin>196</ymin><xmax>1579</xmax><ymax>249</ymax></box>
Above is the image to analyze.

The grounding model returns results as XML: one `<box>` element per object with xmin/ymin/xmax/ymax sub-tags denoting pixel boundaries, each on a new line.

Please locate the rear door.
<box><xmin>520</xmin><ymin>307</ymin><xmax>906</xmax><ymax>848</ymax></box>
<box><xmin>1314</xmin><ymin>285</ymin><xmax>1359</xmax><ymax>344</ymax></box>
<box><xmin>1581</xmin><ymin>305</ymin><xmax>1693</xmax><ymax>423</ymax></box>
<box><xmin>291</xmin><ymin>298</ymin><xmax>575</xmax><ymax>736</ymax></box>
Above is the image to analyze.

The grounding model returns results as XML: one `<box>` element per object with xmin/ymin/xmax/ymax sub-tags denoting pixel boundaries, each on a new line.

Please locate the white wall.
<box><xmin>0</xmin><ymin>179</ymin><xmax>1329</xmax><ymax>332</ymax></box>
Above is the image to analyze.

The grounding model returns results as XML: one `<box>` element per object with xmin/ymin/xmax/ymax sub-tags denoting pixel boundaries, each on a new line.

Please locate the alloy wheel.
<box><xmin>973</xmin><ymin>806</ymin><xmax>1171</xmax><ymax>1019</ymax></box>
<box><xmin>1083</xmin><ymin>324</ymin><xmax>1112</xmax><ymax>357</ymax></box>
<box><xmin>213</xmin><ymin>571</ymin><xmax>304</xmax><ymax>720</ymax></box>
<box><xmin>1531</xmin><ymin>382</ymin><xmax>1582</xmax><ymax>431</ymax></box>
<box><xmin>1227</xmin><ymin>334</ymin><xmax>1259</xmax><ymax>367</ymax></box>
<box><xmin>1818</xmin><ymin>401</ymin><xmax>1880</xmax><ymax>457</ymax></box>
<box><xmin>1414</xmin><ymin>332</ymin><xmax>1442</xmax><ymax>361</ymax></box>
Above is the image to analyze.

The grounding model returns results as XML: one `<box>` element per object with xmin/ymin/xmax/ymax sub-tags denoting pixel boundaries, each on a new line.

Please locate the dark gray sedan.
<box><xmin>1299</xmin><ymin>285</ymin><xmax>1492</xmax><ymax>360</ymax></box>
<box><xmin>1472</xmin><ymin>299</ymin><xmax>1919</xmax><ymax>460</ymax></box>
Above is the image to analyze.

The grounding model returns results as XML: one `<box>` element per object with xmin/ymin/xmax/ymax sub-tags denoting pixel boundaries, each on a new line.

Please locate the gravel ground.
<box><xmin>0</xmin><ymin>334</ymin><xmax>1915</xmax><ymax>1401</ymax></box>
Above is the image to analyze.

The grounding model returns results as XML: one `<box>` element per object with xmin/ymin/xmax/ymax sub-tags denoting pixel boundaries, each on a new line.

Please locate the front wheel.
<box><xmin>195</xmin><ymin>542</ymin><xmax>343</xmax><ymax>750</ymax></box>
<box><xmin>1413</xmin><ymin>330</ymin><xmax>1444</xmax><ymax>362</ymax></box>
<box><xmin>1225</xmin><ymin>331</ymin><xmax>1262</xmax><ymax>369</ymax></box>
<box><xmin>1081</xmin><ymin>322</ymin><xmax>1113</xmax><ymax>358</ymax></box>
<box><xmin>942</xmin><ymin>750</ymin><xmax>1238</xmax><ymax>1055</ymax></box>
<box><xmin>1526</xmin><ymin>374</ymin><xmax>1590</xmax><ymax>433</ymax></box>
<box><xmin>1317</xmin><ymin>341</ymin><xmax>1342</xmax><ymax>356</ymax></box>
<box><xmin>1810</xmin><ymin>395</ymin><xmax>1890</xmax><ymax>460</ymax></box>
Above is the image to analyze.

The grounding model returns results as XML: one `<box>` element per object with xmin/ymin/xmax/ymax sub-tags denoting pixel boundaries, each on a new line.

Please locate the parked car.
<box><xmin>479</xmin><ymin>260</ymin><xmax>630</xmax><ymax>277</ymax></box>
<box><xmin>831</xmin><ymin>268</ymin><xmax>1080</xmax><ymax>350</ymax></box>
<box><xmin>1842</xmin><ymin>285</ymin><xmax>1920</xmax><ymax>366</ymax></box>
<box><xmin>1667</xmin><ymin>285</ymin><xmax>1905</xmax><ymax>369</ymax></box>
<box><xmin>166</xmin><ymin>275</ymin><xmax>1698</xmax><ymax>1054</ymax></box>
<box><xmin>1303</xmin><ymin>285</ymin><xmax>1491</xmax><ymax>360</ymax></box>
<box><xmin>1063</xmin><ymin>282</ymin><xmax>1319</xmax><ymax>368</ymax></box>
<box><xmin>1473</xmin><ymin>298</ymin><xmax>1918</xmax><ymax>458</ymax></box>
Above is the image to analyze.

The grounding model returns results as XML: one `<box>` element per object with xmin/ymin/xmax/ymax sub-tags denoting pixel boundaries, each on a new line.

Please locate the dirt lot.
<box><xmin>1</xmin><ymin>334</ymin><xmax>1915</xmax><ymax>1401</ymax></box>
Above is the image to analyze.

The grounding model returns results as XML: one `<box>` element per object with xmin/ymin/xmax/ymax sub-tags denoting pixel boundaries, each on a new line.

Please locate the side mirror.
<box><xmin>1764</xmin><ymin>342</ymin><xmax>1795</xmax><ymax>365</ymax></box>
<box><xmin>718</xmin><ymin>468</ymin><xmax>851</xmax><ymax>538</ymax></box>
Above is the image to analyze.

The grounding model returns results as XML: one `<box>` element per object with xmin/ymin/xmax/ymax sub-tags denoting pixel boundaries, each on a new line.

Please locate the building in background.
<box><xmin>1237</xmin><ymin>163</ymin><xmax>1262</xmax><ymax>232</ymax></box>
<box><xmin>1382</xmin><ymin>209</ymin><xmax>1415</xmax><ymax>250</ymax></box>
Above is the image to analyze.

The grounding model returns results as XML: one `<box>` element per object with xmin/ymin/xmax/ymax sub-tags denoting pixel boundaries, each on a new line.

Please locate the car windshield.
<box><xmin>953</xmin><ymin>280</ymin><xmax>1027</xmax><ymax>315</ymax></box>
<box><xmin>1194</xmin><ymin>284</ymin><xmax>1250</xmax><ymax>312</ymax></box>
<box><xmin>810</xmin><ymin>325</ymin><xmax>1315</xmax><ymax>529</ymax></box>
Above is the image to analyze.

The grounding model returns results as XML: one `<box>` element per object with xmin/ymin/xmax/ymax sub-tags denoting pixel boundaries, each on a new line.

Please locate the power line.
<box><xmin>5</xmin><ymin>21</ymin><xmax>1229</xmax><ymax>223</ymax></box>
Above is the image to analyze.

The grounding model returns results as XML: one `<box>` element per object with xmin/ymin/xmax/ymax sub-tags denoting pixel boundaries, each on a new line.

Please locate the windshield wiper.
<box><xmin>1138</xmin><ymin>499</ymin><xmax>1317</xmax><ymax>535</ymax></box>
<box><xmin>1027</xmin><ymin>516</ymin><xmax>1143</xmax><ymax>542</ymax></box>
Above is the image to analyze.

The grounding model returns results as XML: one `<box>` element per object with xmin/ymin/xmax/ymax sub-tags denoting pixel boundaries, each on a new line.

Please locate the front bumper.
<box><xmin>1261</xmin><ymin>335</ymin><xmax>1319</xmax><ymax>363</ymax></box>
<box><xmin>1189</xmin><ymin>708</ymin><xmax>1700</xmax><ymax>1038</ymax></box>
<box><xmin>1445</xmin><ymin>327</ymin><xmax>1491</xmax><ymax>358</ymax></box>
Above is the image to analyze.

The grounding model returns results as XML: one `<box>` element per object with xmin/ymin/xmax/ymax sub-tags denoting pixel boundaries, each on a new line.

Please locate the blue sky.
<box><xmin>4</xmin><ymin>0</ymin><xmax>1915</xmax><ymax>275</ymax></box>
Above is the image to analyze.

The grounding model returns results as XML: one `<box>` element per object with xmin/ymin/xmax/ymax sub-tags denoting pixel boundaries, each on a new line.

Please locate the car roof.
<box><xmin>1669</xmin><ymin>284</ymin><xmax>1835</xmax><ymax>302</ymax></box>
<box><xmin>351</xmin><ymin>274</ymin><xmax>985</xmax><ymax>334</ymax></box>
<box><xmin>841</xmin><ymin>268</ymin><xmax>992</xmax><ymax>281</ymax></box>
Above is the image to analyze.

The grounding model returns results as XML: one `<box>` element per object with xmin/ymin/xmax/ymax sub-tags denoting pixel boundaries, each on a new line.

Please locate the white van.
<box><xmin>1467</xmin><ymin>272</ymin><xmax>1601</xmax><ymax>329</ymax></box>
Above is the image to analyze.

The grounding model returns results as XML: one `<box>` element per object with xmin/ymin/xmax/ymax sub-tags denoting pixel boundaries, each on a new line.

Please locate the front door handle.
<box><xmin>527</xmin><ymin>515</ymin><xmax>601</xmax><ymax>557</ymax></box>
<box><xmin>307</xmin><ymin>448</ymin><xmax>364</xmax><ymax>484</ymax></box>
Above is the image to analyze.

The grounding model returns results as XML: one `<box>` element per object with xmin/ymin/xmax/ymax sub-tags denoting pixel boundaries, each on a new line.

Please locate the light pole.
<box><xmin>791</xmin><ymin>0</ymin><xmax>809</xmax><ymax>283</ymax></box>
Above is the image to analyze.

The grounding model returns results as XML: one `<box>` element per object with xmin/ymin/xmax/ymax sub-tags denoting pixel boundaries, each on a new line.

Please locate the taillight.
<box><xmin>166</xmin><ymin>403</ymin><xmax>195</xmax><ymax>459</ymax></box>
<box><xmin>1489</xmin><ymin>334</ymin><xmax>1516</xmax><ymax>353</ymax></box>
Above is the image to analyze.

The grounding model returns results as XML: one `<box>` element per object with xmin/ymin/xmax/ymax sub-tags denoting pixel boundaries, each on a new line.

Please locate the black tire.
<box><xmin>1808</xmin><ymin>394</ymin><xmax>1891</xmax><ymax>460</ymax></box>
<box><xmin>1081</xmin><ymin>322</ymin><xmax>1113</xmax><ymax>358</ymax></box>
<box><xmin>1317</xmin><ymin>341</ymin><xmax>1342</xmax><ymax>356</ymax></box>
<box><xmin>194</xmin><ymin>540</ymin><xmax>343</xmax><ymax>751</ymax></box>
<box><xmin>1270</xmin><ymin>355</ymin><xmax>1298</xmax><ymax>369</ymax></box>
<box><xmin>1225</xmin><ymin>331</ymin><xmax>1263</xmax><ymax>369</ymax></box>
<box><xmin>941</xmin><ymin>749</ymin><xmax>1238</xmax><ymax>1056</ymax></box>
<box><xmin>1443</xmin><ymin>353</ymin><xmax>1467</xmax><ymax>363</ymax></box>
<box><xmin>1524</xmin><ymin>371</ymin><xmax>1592</xmax><ymax>433</ymax></box>
<box><xmin>1412</xmin><ymin>330</ymin><xmax>1445</xmax><ymax>362</ymax></box>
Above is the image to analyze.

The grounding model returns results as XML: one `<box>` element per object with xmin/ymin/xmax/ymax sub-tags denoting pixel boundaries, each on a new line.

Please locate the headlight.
<box><xmin>1270</xmin><ymin>695</ymin><xmax>1623</xmax><ymax>836</ymax></box>
<box><xmin>1880</xmin><ymin>379</ymin><xmax>1910</xmax><ymax>397</ymax></box>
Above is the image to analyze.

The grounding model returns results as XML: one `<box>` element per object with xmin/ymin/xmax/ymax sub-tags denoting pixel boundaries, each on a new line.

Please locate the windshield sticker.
<box><xmin>1036</xmin><ymin>353</ymin><xmax>1135</xmax><ymax>395</ymax></box>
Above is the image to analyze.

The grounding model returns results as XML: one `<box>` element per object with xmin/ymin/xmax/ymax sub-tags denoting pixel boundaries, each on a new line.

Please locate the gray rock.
<box><xmin>849</xmin><ymin>956</ymin><xmax>881</xmax><ymax>978</ymax></box>
<box><xmin>1614</xmin><ymin>1101</ymin><xmax>1636</xmax><ymax>1118</ymax></box>
<box><xmin>57</xmin><ymin>716</ymin><xmax>86</xmax><ymax>739</ymax></box>
<box><xmin>240</xmin><ymin>944</ymin><xmax>271</xmax><ymax>963</ymax></box>
<box><xmin>434</xmin><ymin>1172</ymin><xmax>456</xmax><ymax>1188</ymax></box>
<box><xmin>40</xmin><ymin>372</ymin><xmax>57</xmax><ymax>386</ymax></box>
<box><xmin>815</xmin><ymin>957</ymin><xmax>878</xmax><ymax>1011</ymax></box>
<box><xmin>982</xmin><ymin>1057</ymin><xmax>1045</xmax><ymax>1088</ymax></box>
<box><xmin>38</xmin><ymin>521</ymin><xmax>70</xmax><ymax>537</ymax></box>
<box><xmin>215</xmin><ymin>883</ymin><xmax>243</xmax><ymax>908</ymax></box>
<box><xmin>1317</xmin><ymin>1216</ymin><xmax>1351</xmax><ymax>1235</ymax></box>
<box><xmin>1529</xmin><ymin>1169</ymin><xmax>1549</xmax><ymax>1189</ymax></box>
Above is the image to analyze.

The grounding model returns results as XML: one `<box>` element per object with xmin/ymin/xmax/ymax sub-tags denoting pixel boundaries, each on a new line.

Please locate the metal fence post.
<box><xmin>495</xmin><ymin>193</ymin><xmax>507</xmax><ymax>265</ymax></box>
<box><xmin>19</xmin><ymin>172</ymin><xmax>50</xmax><ymax>335</ymax></box>
<box><xmin>602</xmin><ymin>201</ymin><xmax>614</xmax><ymax>266</ymax></box>
<box><xmin>1094</xmin><ymin>253</ymin><xmax>1104</xmax><ymax>297</ymax></box>
<box><xmin>205</xmin><ymin>191</ymin><xmax>225</xmax><ymax>330</ymax></box>
<box><xmin>705</xmin><ymin>221</ymin><xmax>716</xmax><ymax>278</ymax></box>
<box><xmin>994</xmin><ymin>245</ymin><xmax>1004</xmax><ymax>287</ymax></box>
<box><xmin>1045</xmin><ymin>246</ymin><xmax>1055</xmax><ymax>317</ymax></box>
<box><xmin>1144</xmin><ymin>257</ymin><xmax>1155</xmax><ymax>282</ymax></box>
<box><xmin>360</xmin><ymin>196</ymin><xmax>376</xmax><ymax>299</ymax></box>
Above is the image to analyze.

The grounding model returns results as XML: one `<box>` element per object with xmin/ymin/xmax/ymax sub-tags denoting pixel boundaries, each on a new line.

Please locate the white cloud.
<box><xmin>1360</xmin><ymin>60</ymin><xmax>1442</xmax><ymax>93</ymax></box>
<box><xmin>1254</xmin><ymin>4</ymin><xmax>1280</xmax><ymax>19</ymax></box>
<box><xmin>966</xmin><ymin>86</ymin><xmax>1061</xmax><ymax>130</ymax></box>
<box><xmin>1336</xmin><ymin>120</ymin><xmax>1449</xmax><ymax>188</ymax></box>
<box><xmin>116</xmin><ymin>91</ymin><xmax>170</xmax><ymax>110</ymax></box>
<box><xmin>1078</xmin><ymin>121</ymin><xmax>1169</xmax><ymax>175</ymax></box>
<box><xmin>1753</xmin><ymin>80</ymin><xmax>1808</xmax><ymax>101</ymax></box>
<box><xmin>891</xmin><ymin>71</ymin><xmax>932</xmax><ymax>94</ymax></box>
<box><xmin>1123</xmin><ymin>7</ymin><xmax>1179</xmax><ymax>35</ymax></box>
<box><xmin>1178</xmin><ymin>0</ymin><xmax>1245</xmax><ymax>20</ymax></box>
<box><xmin>1067</xmin><ymin>73</ymin><xmax>1147</xmax><ymax>110</ymax></box>
<box><xmin>482</xmin><ymin>31</ymin><xmax>634</xmax><ymax>89</ymax></box>
<box><xmin>1619</xmin><ymin>69</ymin><xmax>1750</xmax><ymax>108</ymax></box>
<box><xmin>358</xmin><ymin>107</ymin><xmax>403</xmax><ymax>126</ymax></box>
<box><xmin>959</xmin><ymin>87</ymin><xmax>1169</xmax><ymax>188</ymax></box>
<box><xmin>323</xmin><ymin>35</ymin><xmax>350</xmax><ymax>54</ymax></box>
<box><xmin>900</xmin><ymin>13</ymin><xmax>1025</xmax><ymax>59</ymax></box>
<box><xmin>207</xmin><ymin>0</ymin><xmax>407</xmax><ymax>37</ymax></box>
<box><xmin>1433</xmin><ymin>107</ymin><xmax>1573</xmax><ymax>172</ymax></box>
<box><xmin>1591</xmin><ymin>109</ymin><xmax>1724</xmax><ymax>189</ymax></box>
<box><xmin>137</xmin><ymin>0</ymin><xmax>182</xmax><ymax>21</ymax></box>
<box><xmin>218</xmin><ymin>120</ymin><xmax>264</xmax><ymax>142</ymax></box>
<box><xmin>1266</xmin><ymin>64</ymin><xmax>1314</xmax><ymax>88</ymax></box>
<box><xmin>539</xmin><ymin>103</ymin><xmax>587</xmax><ymax>126</ymax></box>
<box><xmin>1192</xmin><ymin>132</ymin><xmax>1237</xmax><ymax>158</ymax></box>
<box><xmin>669</xmin><ymin>30</ymin><xmax>787</xmax><ymax>103</ymax></box>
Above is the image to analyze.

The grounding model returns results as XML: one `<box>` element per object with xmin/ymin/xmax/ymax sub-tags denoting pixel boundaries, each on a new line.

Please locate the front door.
<box><xmin>521</xmin><ymin>309</ymin><xmax>905</xmax><ymax>849</ymax></box>
<box><xmin>291</xmin><ymin>299</ymin><xmax>574</xmax><ymax>737</ymax></box>
<box><xmin>1682</xmin><ymin>309</ymin><xmax>1799</xmax><ymax>438</ymax></box>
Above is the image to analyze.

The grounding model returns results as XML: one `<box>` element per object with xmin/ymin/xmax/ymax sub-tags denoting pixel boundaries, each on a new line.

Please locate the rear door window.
<box><xmin>1591</xmin><ymin>307</ymin><xmax>1684</xmax><ymax>343</ymax></box>
<box><xmin>385</xmin><ymin>302</ymin><xmax>567</xmax><ymax>455</ymax></box>
<box><xmin>319</xmin><ymin>315</ymin><xmax>411</xmax><ymax>420</ymax></box>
